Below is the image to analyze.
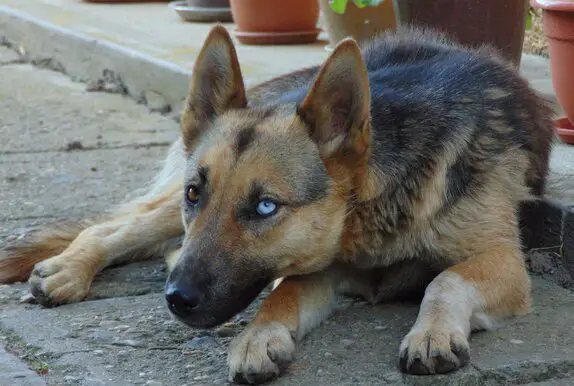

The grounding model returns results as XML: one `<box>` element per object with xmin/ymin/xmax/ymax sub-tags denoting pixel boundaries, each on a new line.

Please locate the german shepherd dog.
<box><xmin>0</xmin><ymin>25</ymin><xmax>555</xmax><ymax>383</ymax></box>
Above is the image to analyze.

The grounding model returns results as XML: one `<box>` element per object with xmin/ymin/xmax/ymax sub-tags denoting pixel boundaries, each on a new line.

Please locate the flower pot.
<box><xmin>531</xmin><ymin>0</ymin><xmax>574</xmax><ymax>138</ymax></box>
<box><xmin>229</xmin><ymin>0</ymin><xmax>320</xmax><ymax>45</ymax></box>
<box><xmin>319</xmin><ymin>0</ymin><xmax>397</xmax><ymax>48</ymax></box>
<box><xmin>394</xmin><ymin>0</ymin><xmax>529</xmax><ymax>67</ymax></box>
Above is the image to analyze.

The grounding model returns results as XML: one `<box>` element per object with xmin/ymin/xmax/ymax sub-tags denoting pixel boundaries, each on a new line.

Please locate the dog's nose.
<box><xmin>165</xmin><ymin>284</ymin><xmax>200</xmax><ymax>317</ymax></box>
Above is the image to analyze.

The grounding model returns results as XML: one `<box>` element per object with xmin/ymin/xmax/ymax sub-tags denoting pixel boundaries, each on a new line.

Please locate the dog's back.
<box><xmin>361</xmin><ymin>29</ymin><xmax>554</xmax><ymax>197</ymax></box>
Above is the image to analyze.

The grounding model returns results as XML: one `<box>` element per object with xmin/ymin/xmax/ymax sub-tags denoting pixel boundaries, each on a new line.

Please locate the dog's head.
<box><xmin>165</xmin><ymin>26</ymin><xmax>376</xmax><ymax>328</ymax></box>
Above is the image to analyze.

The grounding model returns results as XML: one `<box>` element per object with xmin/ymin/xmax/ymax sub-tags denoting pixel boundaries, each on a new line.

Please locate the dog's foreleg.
<box><xmin>28</xmin><ymin>183</ymin><xmax>184</xmax><ymax>307</ymax></box>
<box><xmin>398</xmin><ymin>236</ymin><xmax>531</xmax><ymax>375</ymax></box>
<box><xmin>227</xmin><ymin>265</ymin><xmax>348</xmax><ymax>384</ymax></box>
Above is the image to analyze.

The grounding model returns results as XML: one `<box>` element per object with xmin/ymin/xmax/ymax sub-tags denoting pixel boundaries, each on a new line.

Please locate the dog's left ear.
<box><xmin>181</xmin><ymin>25</ymin><xmax>247</xmax><ymax>153</ymax></box>
<box><xmin>297</xmin><ymin>38</ymin><xmax>371</xmax><ymax>160</ymax></box>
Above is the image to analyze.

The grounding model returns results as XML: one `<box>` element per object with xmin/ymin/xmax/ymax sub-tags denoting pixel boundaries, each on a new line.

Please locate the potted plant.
<box><xmin>229</xmin><ymin>0</ymin><xmax>320</xmax><ymax>45</ymax></box>
<box><xmin>320</xmin><ymin>0</ymin><xmax>397</xmax><ymax>49</ymax></box>
<box><xmin>321</xmin><ymin>0</ymin><xmax>530</xmax><ymax>67</ymax></box>
<box><xmin>531</xmin><ymin>0</ymin><xmax>574</xmax><ymax>145</ymax></box>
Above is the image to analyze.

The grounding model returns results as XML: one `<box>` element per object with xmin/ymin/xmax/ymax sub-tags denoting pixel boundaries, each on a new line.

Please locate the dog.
<box><xmin>0</xmin><ymin>25</ymin><xmax>556</xmax><ymax>384</ymax></box>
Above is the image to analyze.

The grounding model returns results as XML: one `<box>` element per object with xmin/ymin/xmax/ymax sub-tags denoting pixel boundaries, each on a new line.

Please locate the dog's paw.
<box><xmin>28</xmin><ymin>256</ymin><xmax>92</xmax><ymax>307</ymax></box>
<box><xmin>227</xmin><ymin>322</ymin><xmax>296</xmax><ymax>384</ymax></box>
<box><xmin>399</xmin><ymin>326</ymin><xmax>470</xmax><ymax>375</ymax></box>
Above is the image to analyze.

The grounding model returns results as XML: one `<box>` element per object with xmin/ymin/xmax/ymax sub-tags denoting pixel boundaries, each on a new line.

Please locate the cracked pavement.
<box><xmin>2</xmin><ymin>45</ymin><xmax>574</xmax><ymax>386</ymax></box>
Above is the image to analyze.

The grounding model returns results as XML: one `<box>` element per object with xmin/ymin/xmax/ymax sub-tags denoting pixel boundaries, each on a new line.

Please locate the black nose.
<box><xmin>165</xmin><ymin>284</ymin><xmax>200</xmax><ymax>318</ymax></box>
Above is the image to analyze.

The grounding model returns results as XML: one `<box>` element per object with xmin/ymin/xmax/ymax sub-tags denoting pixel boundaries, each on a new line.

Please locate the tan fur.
<box><xmin>0</xmin><ymin>220</ymin><xmax>90</xmax><ymax>283</ymax></box>
<box><xmin>164</xmin><ymin>247</ymin><xmax>182</xmax><ymax>273</ymax></box>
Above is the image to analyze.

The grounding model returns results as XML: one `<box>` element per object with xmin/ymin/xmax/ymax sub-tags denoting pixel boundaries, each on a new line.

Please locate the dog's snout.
<box><xmin>165</xmin><ymin>283</ymin><xmax>200</xmax><ymax>318</ymax></box>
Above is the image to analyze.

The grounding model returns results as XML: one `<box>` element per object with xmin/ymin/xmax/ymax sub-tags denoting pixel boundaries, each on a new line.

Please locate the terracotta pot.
<box><xmin>319</xmin><ymin>0</ymin><xmax>397</xmax><ymax>47</ymax></box>
<box><xmin>229</xmin><ymin>0</ymin><xmax>320</xmax><ymax>44</ymax></box>
<box><xmin>395</xmin><ymin>0</ymin><xmax>529</xmax><ymax>67</ymax></box>
<box><xmin>531</xmin><ymin>0</ymin><xmax>574</xmax><ymax>144</ymax></box>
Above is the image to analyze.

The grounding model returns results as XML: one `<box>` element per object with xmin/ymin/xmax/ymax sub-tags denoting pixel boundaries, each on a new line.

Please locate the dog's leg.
<box><xmin>28</xmin><ymin>184</ymin><xmax>184</xmax><ymax>307</ymax></box>
<box><xmin>398</xmin><ymin>235</ymin><xmax>531</xmax><ymax>375</ymax></box>
<box><xmin>227</xmin><ymin>264</ymin><xmax>368</xmax><ymax>384</ymax></box>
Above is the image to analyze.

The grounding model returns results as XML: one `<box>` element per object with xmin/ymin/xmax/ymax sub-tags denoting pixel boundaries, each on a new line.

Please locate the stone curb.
<box><xmin>521</xmin><ymin>198</ymin><xmax>574</xmax><ymax>279</ymax></box>
<box><xmin>0</xmin><ymin>6</ymin><xmax>191</xmax><ymax>114</ymax></box>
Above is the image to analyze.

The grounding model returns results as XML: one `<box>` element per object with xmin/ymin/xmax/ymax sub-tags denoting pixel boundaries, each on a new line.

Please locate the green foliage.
<box><xmin>329</xmin><ymin>0</ymin><xmax>386</xmax><ymax>14</ymax></box>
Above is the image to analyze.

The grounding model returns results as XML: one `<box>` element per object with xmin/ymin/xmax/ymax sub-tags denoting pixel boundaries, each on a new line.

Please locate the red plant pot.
<box><xmin>531</xmin><ymin>0</ymin><xmax>574</xmax><ymax>144</ymax></box>
<box><xmin>555</xmin><ymin>117</ymin><xmax>574</xmax><ymax>145</ymax></box>
<box><xmin>229</xmin><ymin>0</ymin><xmax>320</xmax><ymax>44</ymax></box>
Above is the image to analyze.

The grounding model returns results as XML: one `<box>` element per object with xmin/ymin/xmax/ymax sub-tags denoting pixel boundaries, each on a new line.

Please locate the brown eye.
<box><xmin>186</xmin><ymin>185</ymin><xmax>200</xmax><ymax>205</ymax></box>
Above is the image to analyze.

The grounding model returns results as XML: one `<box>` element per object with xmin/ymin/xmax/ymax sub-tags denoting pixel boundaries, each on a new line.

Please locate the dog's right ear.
<box><xmin>296</xmin><ymin>38</ymin><xmax>371</xmax><ymax>161</ymax></box>
<box><xmin>181</xmin><ymin>25</ymin><xmax>247</xmax><ymax>154</ymax></box>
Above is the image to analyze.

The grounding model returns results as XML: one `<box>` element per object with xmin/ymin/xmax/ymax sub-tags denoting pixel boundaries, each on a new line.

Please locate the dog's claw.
<box><xmin>29</xmin><ymin>284</ymin><xmax>54</xmax><ymax>308</ymax></box>
<box><xmin>399</xmin><ymin>328</ymin><xmax>470</xmax><ymax>375</ymax></box>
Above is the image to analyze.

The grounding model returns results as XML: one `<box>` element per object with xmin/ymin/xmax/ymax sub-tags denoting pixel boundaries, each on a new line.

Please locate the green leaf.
<box><xmin>329</xmin><ymin>0</ymin><xmax>349</xmax><ymax>14</ymax></box>
<box><xmin>330</xmin><ymin>0</ymin><xmax>385</xmax><ymax>13</ymax></box>
<box><xmin>525</xmin><ymin>9</ymin><xmax>533</xmax><ymax>30</ymax></box>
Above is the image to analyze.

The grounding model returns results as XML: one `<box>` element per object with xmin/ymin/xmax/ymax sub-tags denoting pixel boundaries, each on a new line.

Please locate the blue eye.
<box><xmin>256</xmin><ymin>199</ymin><xmax>278</xmax><ymax>217</ymax></box>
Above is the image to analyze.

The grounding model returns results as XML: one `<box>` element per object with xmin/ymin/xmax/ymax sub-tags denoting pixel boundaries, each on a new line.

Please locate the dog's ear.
<box><xmin>181</xmin><ymin>25</ymin><xmax>247</xmax><ymax>153</ymax></box>
<box><xmin>297</xmin><ymin>38</ymin><xmax>371</xmax><ymax>160</ymax></box>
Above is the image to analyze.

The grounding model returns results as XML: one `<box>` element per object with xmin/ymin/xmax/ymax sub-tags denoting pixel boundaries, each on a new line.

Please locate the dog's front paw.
<box><xmin>29</xmin><ymin>256</ymin><xmax>92</xmax><ymax>307</ymax></box>
<box><xmin>399</xmin><ymin>326</ymin><xmax>470</xmax><ymax>375</ymax></box>
<box><xmin>227</xmin><ymin>322</ymin><xmax>296</xmax><ymax>384</ymax></box>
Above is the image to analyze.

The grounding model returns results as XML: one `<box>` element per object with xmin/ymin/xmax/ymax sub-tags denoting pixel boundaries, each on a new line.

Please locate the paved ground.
<box><xmin>2</xmin><ymin>44</ymin><xmax>574</xmax><ymax>386</ymax></box>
